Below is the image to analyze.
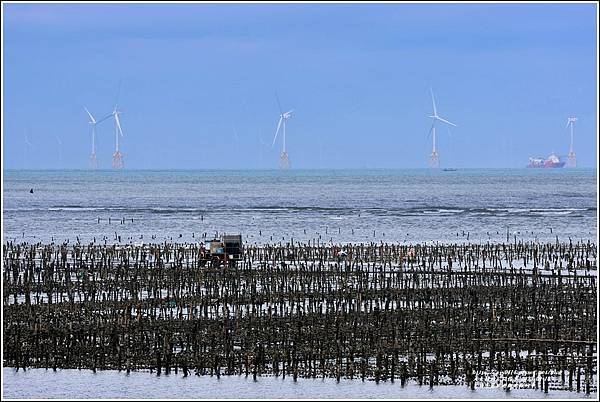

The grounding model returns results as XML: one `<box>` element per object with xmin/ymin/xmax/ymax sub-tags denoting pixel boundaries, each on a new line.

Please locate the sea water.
<box><xmin>2</xmin><ymin>168</ymin><xmax>597</xmax><ymax>245</ymax></box>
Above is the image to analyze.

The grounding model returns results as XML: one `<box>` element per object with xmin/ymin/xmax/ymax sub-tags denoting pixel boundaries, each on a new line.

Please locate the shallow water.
<box><xmin>2</xmin><ymin>368</ymin><xmax>596</xmax><ymax>399</ymax></box>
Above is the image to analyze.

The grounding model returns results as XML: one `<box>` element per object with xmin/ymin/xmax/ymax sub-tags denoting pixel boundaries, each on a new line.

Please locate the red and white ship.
<box><xmin>527</xmin><ymin>153</ymin><xmax>565</xmax><ymax>168</ymax></box>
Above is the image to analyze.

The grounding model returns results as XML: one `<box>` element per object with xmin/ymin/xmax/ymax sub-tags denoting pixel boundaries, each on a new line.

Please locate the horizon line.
<box><xmin>3</xmin><ymin>167</ymin><xmax>597</xmax><ymax>172</ymax></box>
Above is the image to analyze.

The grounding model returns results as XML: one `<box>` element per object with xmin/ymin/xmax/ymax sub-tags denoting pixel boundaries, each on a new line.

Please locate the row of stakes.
<box><xmin>3</xmin><ymin>238</ymin><xmax>597</xmax><ymax>393</ymax></box>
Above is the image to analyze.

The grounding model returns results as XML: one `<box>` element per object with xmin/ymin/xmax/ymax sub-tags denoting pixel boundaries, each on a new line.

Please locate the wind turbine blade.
<box><xmin>96</xmin><ymin>113</ymin><xmax>113</xmax><ymax>125</ymax></box>
<box><xmin>84</xmin><ymin>107</ymin><xmax>96</xmax><ymax>124</ymax></box>
<box><xmin>430</xmin><ymin>88</ymin><xmax>437</xmax><ymax>116</ymax></box>
<box><xmin>435</xmin><ymin>116</ymin><xmax>457</xmax><ymax>127</ymax></box>
<box><xmin>566</xmin><ymin>120</ymin><xmax>571</xmax><ymax>128</ymax></box>
<box><xmin>115</xmin><ymin>114</ymin><xmax>124</xmax><ymax>137</ymax></box>
<box><xmin>56</xmin><ymin>136</ymin><xmax>62</xmax><ymax>145</ymax></box>
<box><xmin>273</xmin><ymin>116</ymin><xmax>283</xmax><ymax>146</ymax></box>
<box><xmin>24</xmin><ymin>131</ymin><xmax>32</xmax><ymax>147</ymax></box>
<box><xmin>275</xmin><ymin>92</ymin><xmax>284</xmax><ymax>115</ymax></box>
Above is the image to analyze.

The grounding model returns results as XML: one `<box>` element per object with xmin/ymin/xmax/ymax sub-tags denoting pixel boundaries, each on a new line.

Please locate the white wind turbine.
<box><xmin>272</xmin><ymin>93</ymin><xmax>293</xmax><ymax>169</ymax></box>
<box><xmin>84</xmin><ymin>107</ymin><xmax>111</xmax><ymax>169</ymax></box>
<box><xmin>55</xmin><ymin>135</ymin><xmax>63</xmax><ymax>167</ymax></box>
<box><xmin>233</xmin><ymin>124</ymin><xmax>240</xmax><ymax>157</ymax></box>
<box><xmin>111</xmin><ymin>82</ymin><xmax>125</xmax><ymax>169</ymax></box>
<box><xmin>258</xmin><ymin>132</ymin><xmax>267</xmax><ymax>168</ymax></box>
<box><xmin>428</xmin><ymin>88</ymin><xmax>457</xmax><ymax>168</ymax></box>
<box><xmin>23</xmin><ymin>130</ymin><xmax>32</xmax><ymax>168</ymax></box>
<box><xmin>318</xmin><ymin>136</ymin><xmax>323</xmax><ymax>169</ymax></box>
<box><xmin>566</xmin><ymin>117</ymin><xmax>577</xmax><ymax>168</ymax></box>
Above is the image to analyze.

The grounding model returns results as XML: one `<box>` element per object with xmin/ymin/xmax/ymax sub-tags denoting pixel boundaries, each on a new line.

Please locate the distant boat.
<box><xmin>527</xmin><ymin>153</ymin><xmax>565</xmax><ymax>168</ymax></box>
<box><xmin>442</xmin><ymin>168</ymin><xmax>458</xmax><ymax>171</ymax></box>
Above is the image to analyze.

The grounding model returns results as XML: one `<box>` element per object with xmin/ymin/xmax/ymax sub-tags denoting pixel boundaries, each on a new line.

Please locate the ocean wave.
<box><xmin>48</xmin><ymin>207</ymin><xmax>110</xmax><ymax>212</ymax></box>
<box><xmin>3</xmin><ymin>205</ymin><xmax>594</xmax><ymax>218</ymax></box>
<box><xmin>422</xmin><ymin>209</ymin><xmax>465</xmax><ymax>215</ymax></box>
<box><xmin>535</xmin><ymin>211</ymin><xmax>573</xmax><ymax>216</ymax></box>
<box><xmin>529</xmin><ymin>208</ymin><xmax>587</xmax><ymax>212</ymax></box>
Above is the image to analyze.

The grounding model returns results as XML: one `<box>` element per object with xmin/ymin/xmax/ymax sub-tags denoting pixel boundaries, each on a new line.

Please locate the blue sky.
<box><xmin>2</xmin><ymin>2</ymin><xmax>597</xmax><ymax>169</ymax></box>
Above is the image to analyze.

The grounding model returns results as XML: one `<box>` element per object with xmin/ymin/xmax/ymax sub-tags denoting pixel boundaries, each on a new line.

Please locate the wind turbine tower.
<box><xmin>111</xmin><ymin>83</ymin><xmax>125</xmax><ymax>169</ymax></box>
<box><xmin>56</xmin><ymin>135</ymin><xmax>63</xmax><ymax>167</ymax></box>
<box><xmin>23</xmin><ymin>131</ymin><xmax>32</xmax><ymax>168</ymax></box>
<box><xmin>258</xmin><ymin>133</ymin><xmax>267</xmax><ymax>168</ymax></box>
<box><xmin>233</xmin><ymin>124</ymin><xmax>240</xmax><ymax>158</ymax></box>
<box><xmin>427</xmin><ymin>89</ymin><xmax>457</xmax><ymax>168</ymax></box>
<box><xmin>566</xmin><ymin>117</ymin><xmax>577</xmax><ymax>168</ymax></box>
<box><xmin>84</xmin><ymin>107</ymin><xmax>110</xmax><ymax>169</ymax></box>
<box><xmin>272</xmin><ymin>93</ymin><xmax>293</xmax><ymax>169</ymax></box>
<box><xmin>111</xmin><ymin>108</ymin><xmax>124</xmax><ymax>169</ymax></box>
